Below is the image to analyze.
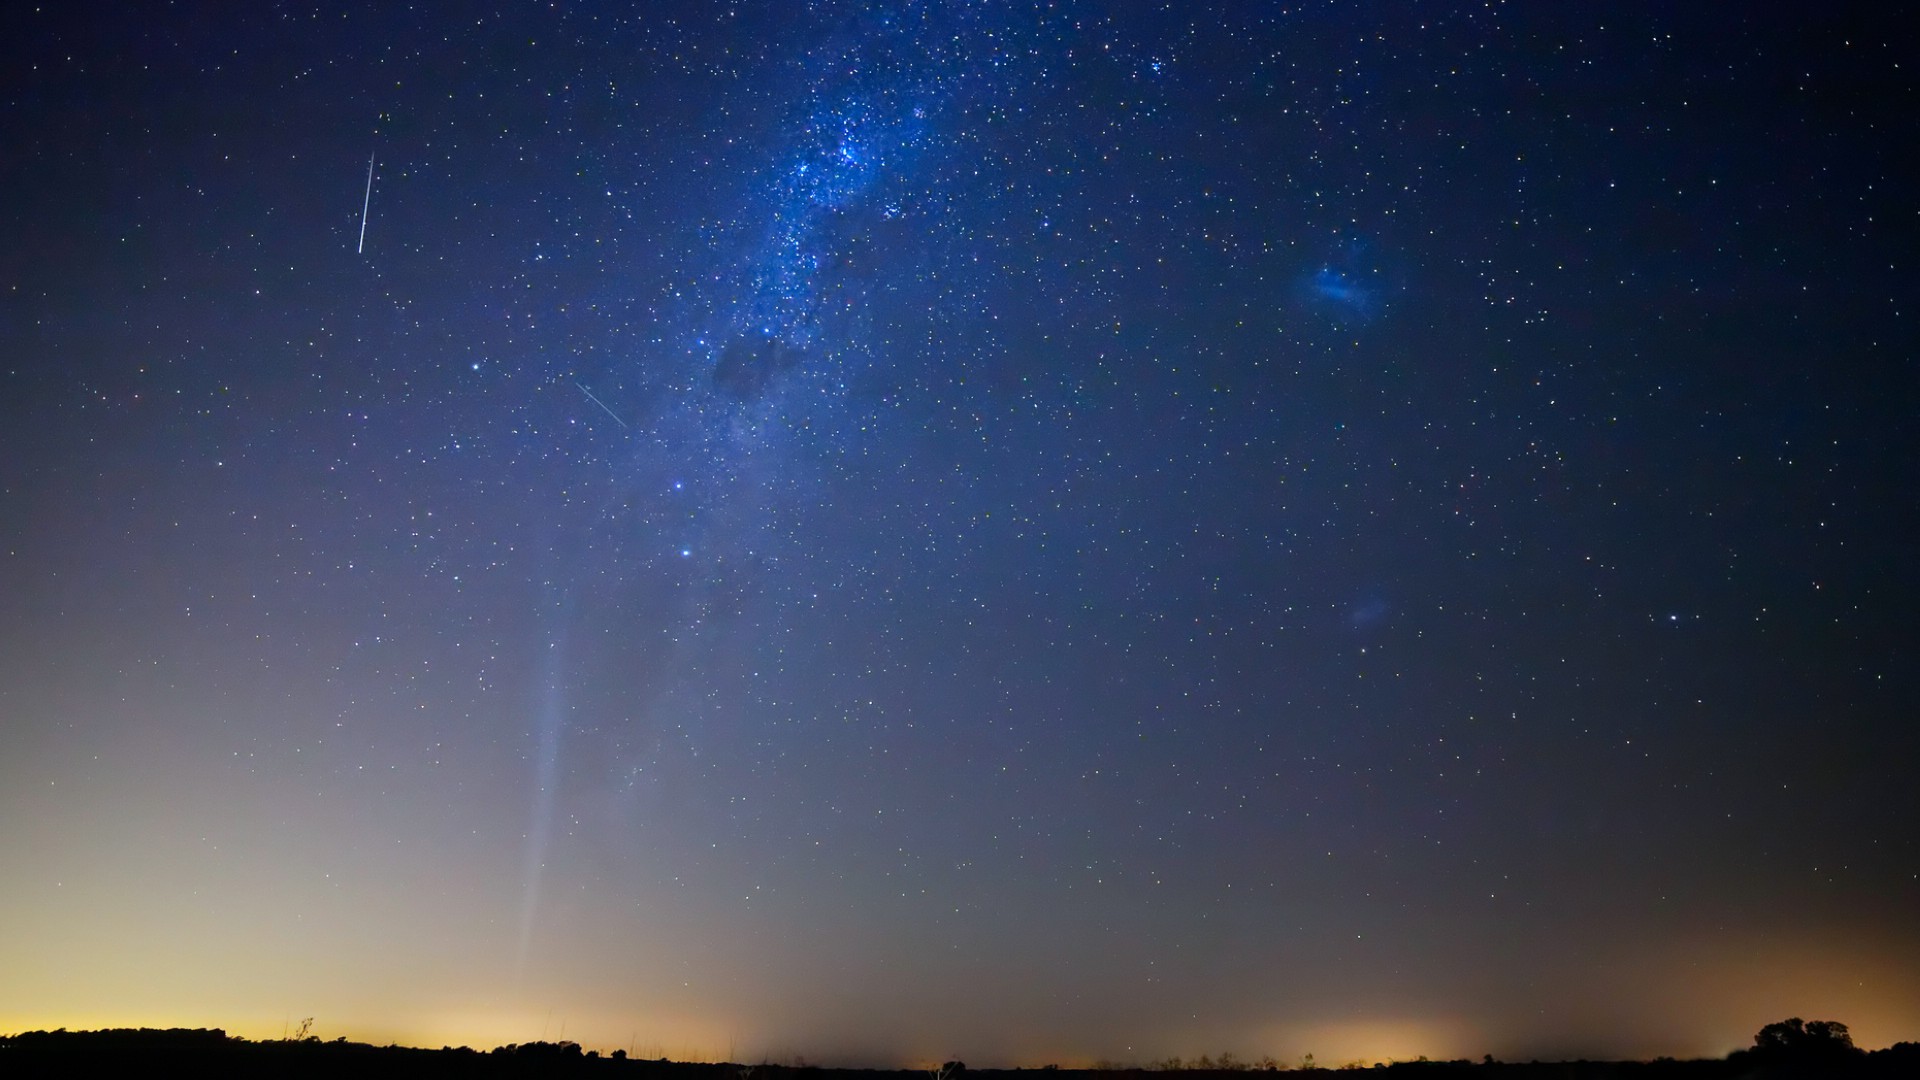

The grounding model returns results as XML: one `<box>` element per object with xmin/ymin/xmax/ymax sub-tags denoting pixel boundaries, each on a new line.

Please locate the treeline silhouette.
<box><xmin>3</xmin><ymin>1020</ymin><xmax>1916</xmax><ymax>1079</ymax></box>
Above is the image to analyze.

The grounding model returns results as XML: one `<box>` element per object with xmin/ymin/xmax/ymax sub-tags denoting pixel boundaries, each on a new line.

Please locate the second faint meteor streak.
<box><xmin>575</xmin><ymin>381</ymin><xmax>628</xmax><ymax>428</ymax></box>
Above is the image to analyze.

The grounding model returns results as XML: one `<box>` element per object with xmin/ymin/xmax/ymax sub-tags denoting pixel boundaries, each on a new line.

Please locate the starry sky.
<box><xmin>3</xmin><ymin>0</ymin><xmax>1916</xmax><ymax>1067</ymax></box>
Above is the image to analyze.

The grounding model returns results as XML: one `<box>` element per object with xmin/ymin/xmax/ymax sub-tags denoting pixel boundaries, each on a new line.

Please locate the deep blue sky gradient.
<box><xmin>3</xmin><ymin>1</ymin><xmax>1916</xmax><ymax>1064</ymax></box>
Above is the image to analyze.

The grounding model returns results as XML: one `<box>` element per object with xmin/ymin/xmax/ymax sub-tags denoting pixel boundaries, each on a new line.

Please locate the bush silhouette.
<box><xmin>1751</xmin><ymin>1017</ymin><xmax>1862</xmax><ymax>1062</ymax></box>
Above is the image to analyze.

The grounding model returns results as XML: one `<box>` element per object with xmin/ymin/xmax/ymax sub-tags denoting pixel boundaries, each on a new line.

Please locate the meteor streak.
<box><xmin>357</xmin><ymin>153</ymin><xmax>375</xmax><ymax>254</ymax></box>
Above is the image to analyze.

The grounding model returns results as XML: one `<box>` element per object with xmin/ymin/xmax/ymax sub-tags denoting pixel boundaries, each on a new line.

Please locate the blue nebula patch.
<box><xmin>1310</xmin><ymin>265</ymin><xmax>1376</xmax><ymax>319</ymax></box>
<box><xmin>1300</xmin><ymin>237</ymin><xmax>1397</xmax><ymax>324</ymax></box>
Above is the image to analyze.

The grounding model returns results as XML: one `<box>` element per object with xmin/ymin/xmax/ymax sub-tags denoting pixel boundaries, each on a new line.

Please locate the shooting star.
<box><xmin>574</xmin><ymin>381</ymin><xmax>629</xmax><ymax>428</ymax></box>
<box><xmin>357</xmin><ymin>153</ymin><xmax>375</xmax><ymax>254</ymax></box>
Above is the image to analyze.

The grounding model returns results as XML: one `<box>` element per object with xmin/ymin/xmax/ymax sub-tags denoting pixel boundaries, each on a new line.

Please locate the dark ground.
<box><xmin>4</xmin><ymin>1029</ymin><xmax>1918</xmax><ymax>1079</ymax></box>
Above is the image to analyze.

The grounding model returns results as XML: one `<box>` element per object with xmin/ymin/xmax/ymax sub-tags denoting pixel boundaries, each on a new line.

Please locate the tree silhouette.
<box><xmin>1752</xmin><ymin>1017</ymin><xmax>1861</xmax><ymax>1062</ymax></box>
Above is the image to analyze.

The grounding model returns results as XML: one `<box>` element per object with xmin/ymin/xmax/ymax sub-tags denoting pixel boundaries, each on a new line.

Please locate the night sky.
<box><xmin>3</xmin><ymin>0</ymin><xmax>1916</xmax><ymax>1066</ymax></box>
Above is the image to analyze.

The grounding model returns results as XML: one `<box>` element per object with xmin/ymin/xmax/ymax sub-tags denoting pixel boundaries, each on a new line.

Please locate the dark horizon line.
<box><xmin>5</xmin><ymin>1024</ymin><xmax>1917</xmax><ymax>1075</ymax></box>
